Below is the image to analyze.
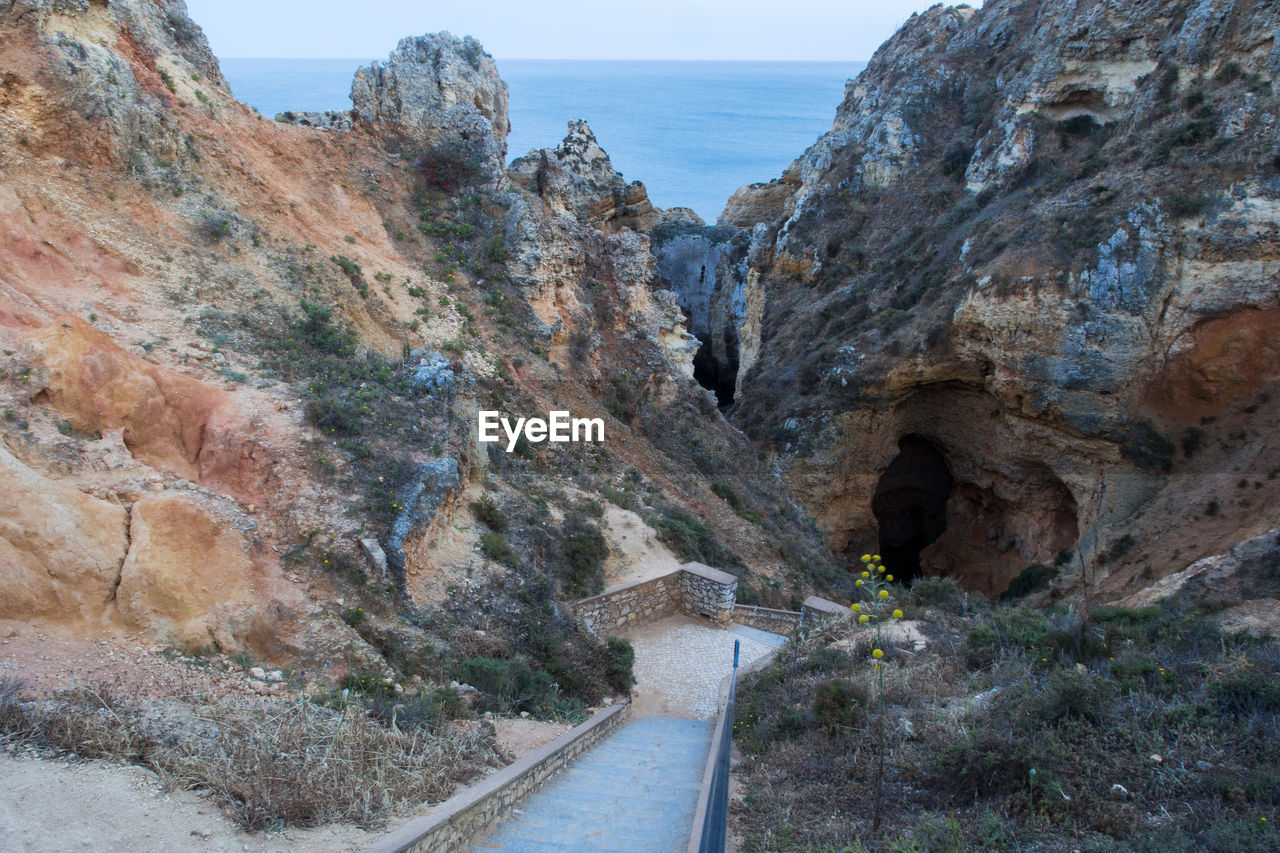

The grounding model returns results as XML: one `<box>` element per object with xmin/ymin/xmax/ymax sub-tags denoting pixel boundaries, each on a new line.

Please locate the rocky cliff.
<box><xmin>703</xmin><ymin>0</ymin><xmax>1280</xmax><ymax>600</ymax></box>
<box><xmin>0</xmin><ymin>0</ymin><xmax>834</xmax><ymax>694</ymax></box>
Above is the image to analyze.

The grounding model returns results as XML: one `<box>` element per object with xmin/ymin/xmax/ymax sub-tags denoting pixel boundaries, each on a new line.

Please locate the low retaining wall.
<box><xmin>733</xmin><ymin>604</ymin><xmax>803</xmax><ymax>634</ymax></box>
<box><xmin>368</xmin><ymin>702</ymin><xmax>630</xmax><ymax>853</ymax></box>
<box><xmin>574</xmin><ymin>571</ymin><xmax>684</xmax><ymax>635</ymax></box>
<box><xmin>802</xmin><ymin>595</ymin><xmax>850</xmax><ymax>622</ymax></box>
<box><xmin>686</xmin><ymin>644</ymin><xmax>786</xmax><ymax>852</ymax></box>
<box><xmin>575</xmin><ymin>562</ymin><xmax>738</xmax><ymax>635</ymax></box>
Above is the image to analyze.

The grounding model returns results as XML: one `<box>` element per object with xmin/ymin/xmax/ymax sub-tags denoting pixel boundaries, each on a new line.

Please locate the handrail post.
<box><xmin>698</xmin><ymin>639</ymin><xmax>741</xmax><ymax>853</ymax></box>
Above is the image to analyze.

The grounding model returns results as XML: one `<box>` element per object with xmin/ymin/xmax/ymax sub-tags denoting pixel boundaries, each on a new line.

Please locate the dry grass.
<box><xmin>730</xmin><ymin>583</ymin><xmax>1280</xmax><ymax>852</ymax></box>
<box><xmin>0</xmin><ymin>680</ymin><xmax>501</xmax><ymax>830</ymax></box>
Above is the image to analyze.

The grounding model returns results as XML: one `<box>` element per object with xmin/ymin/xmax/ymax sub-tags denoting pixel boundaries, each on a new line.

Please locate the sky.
<box><xmin>185</xmin><ymin>1</ymin><xmax>969</xmax><ymax>61</ymax></box>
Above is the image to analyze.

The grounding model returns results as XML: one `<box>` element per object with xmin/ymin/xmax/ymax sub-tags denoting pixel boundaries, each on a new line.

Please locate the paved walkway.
<box><xmin>470</xmin><ymin>717</ymin><xmax>713</xmax><ymax>852</ymax></box>
<box><xmin>625</xmin><ymin>615</ymin><xmax>788</xmax><ymax>720</ymax></box>
<box><xmin>469</xmin><ymin>616</ymin><xmax>789</xmax><ymax>851</ymax></box>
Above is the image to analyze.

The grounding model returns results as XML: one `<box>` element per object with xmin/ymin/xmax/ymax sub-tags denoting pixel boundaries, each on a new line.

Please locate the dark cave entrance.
<box><xmin>692</xmin><ymin>330</ymin><xmax>738</xmax><ymax>408</ymax></box>
<box><xmin>871</xmin><ymin>435</ymin><xmax>954</xmax><ymax>584</ymax></box>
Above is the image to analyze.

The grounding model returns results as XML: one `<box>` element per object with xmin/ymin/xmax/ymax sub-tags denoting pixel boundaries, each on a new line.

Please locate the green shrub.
<box><xmin>453</xmin><ymin>656</ymin><xmax>580</xmax><ymax>718</ymax></box>
<box><xmin>605</xmin><ymin>637</ymin><xmax>635</xmax><ymax>692</ymax></box>
<box><xmin>812</xmin><ymin>679</ymin><xmax>867</xmax><ymax>732</ymax></box>
<box><xmin>306</xmin><ymin>397</ymin><xmax>361</xmax><ymax>436</ymax></box>
<box><xmin>910</xmin><ymin>576</ymin><xmax>966</xmax><ymax>613</ymax></box>
<box><xmin>560</xmin><ymin>513</ymin><xmax>608</xmax><ymax>598</ymax></box>
<box><xmin>1000</xmin><ymin>563</ymin><xmax>1059</xmax><ymax>600</ymax></box>
<box><xmin>1181</xmin><ymin>426</ymin><xmax>1207</xmax><ymax>457</ymax></box>
<box><xmin>648</xmin><ymin>505</ymin><xmax>740</xmax><ymax>568</ymax></box>
<box><xmin>479</xmin><ymin>532</ymin><xmax>516</xmax><ymax>567</ymax></box>
<box><xmin>469</xmin><ymin>497</ymin><xmax>507</xmax><ymax>532</ymax></box>
<box><xmin>963</xmin><ymin>608</ymin><xmax>1051</xmax><ymax>669</ymax></box>
<box><xmin>1122</xmin><ymin>419</ymin><xmax>1176</xmax><ymax>472</ymax></box>
<box><xmin>331</xmin><ymin>255</ymin><xmax>368</xmax><ymax>297</ymax></box>
<box><xmin>711</xmin><ymin>481</ymin><xmax>764</xmax><ymax>525</ymax></box>
<box><xmin>415</xmin><ymin>146</ymin><xmax>484</xmax><ymax>193</ymax></box>
<box><xmin>1210</xmin><ymin>665</ymin><xmax>1280</xmax><ymax>715</ymax></box>
<box><xmin>1021</xmin><ymin>667</ymin><xmax>1116</xmax><ymax>724</ymax></box>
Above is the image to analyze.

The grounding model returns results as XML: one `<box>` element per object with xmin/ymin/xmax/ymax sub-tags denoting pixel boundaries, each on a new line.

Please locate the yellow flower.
<box><xmin>886</xmin><ymin>575</ymin><xmax>894</xmax><ymax>582</ymax></box>
<box><xmin>872</xmin><ymin>555</ymin><xmax>881</xmax><ymax>562</ymax></box>
<box><xmin>877</xmin><ymin>566</ymin><xmax>885</xmax><ymax>573</ymax></box>
<box><xmin>850</xmin><ymin>603</ymin><xmax>861</xmax><ymax>612</ymax></box>
<box><xmin>859</xmin><ymin>614</ymin><xmax>869</xmax><ymax>624</ymax></box>
<box><xmin>861</xmin><ymin>571</ymin><xmax>870</xmax><ymax>579</ymax></box>
<box><xmin>860</xmin><ymin>554</ymin><xmax>871</xmax><ymax>563</ymax></box>
<box><xmin>893</xmin><ymin>609</ymin><xmax>904</xmax><ymax>619</ymax></box>
<box><xmin>879</xmin><ymin>589</ymin><xmax>889</xmax><ymax>599</ymax></box>
<box><xmin>856</xmin><ymin>579</ymin><xmax>864</xmax><ymax>586</ymax></box>
<box><xmin>872</xmin><ymin>648</ymin><xmax>884</xmax><ymax>659</ymax></box>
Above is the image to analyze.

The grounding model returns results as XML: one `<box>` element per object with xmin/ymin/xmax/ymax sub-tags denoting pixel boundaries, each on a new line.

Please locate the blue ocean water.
<box><xmin>220</xmin><ymin>59</ymin><xmax>865</xmax><ymax>222</ymax></box>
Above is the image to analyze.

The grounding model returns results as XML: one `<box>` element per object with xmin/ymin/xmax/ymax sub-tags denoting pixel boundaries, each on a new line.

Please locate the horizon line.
<box><xmin>218</xmin><ymin>56</ymin><xmax>870</xmax><ymax>63</ymax></box>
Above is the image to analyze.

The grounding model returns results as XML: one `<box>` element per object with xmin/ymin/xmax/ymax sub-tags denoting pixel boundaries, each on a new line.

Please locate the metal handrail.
<box><xmin>698</xmin><ymin>639</ymin><xmax>739</xmax><ymax>853</ymax></box>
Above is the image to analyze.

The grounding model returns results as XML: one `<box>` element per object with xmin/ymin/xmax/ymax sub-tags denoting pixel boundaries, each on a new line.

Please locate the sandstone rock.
<box><xmin>21</xmin><ymin>317</ymin><xmax>277</xmax><ymax>504</ymax></box>
<box><xmin>711</xmin><ymin>0</ymin><xmax>1280</xmax><ymax>597</ymax></box>
<box><xmin>351</xmin><ymin>32</ymin><xmax>508</xmax><ymax>181</ymax></box>
<box><xmin>115</xmin><ymin>493</ymin><xmax>303</xmax><ymax>654</ymax></box>
<box><xmin>0</xmin><ymin>445</ymin><xmax>128</xmax><ymax>623</ymax></box>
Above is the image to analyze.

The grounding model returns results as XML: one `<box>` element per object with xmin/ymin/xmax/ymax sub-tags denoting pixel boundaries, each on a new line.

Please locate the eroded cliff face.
<box><xmin>716</xmin><ymin>0</ymin><xmax>1280</xmax><ymax>600</ymax></box>
<box><xmin>0</xmin><ymin>0</ymin><xmax>832</xmax><ymax>672</ymax></box>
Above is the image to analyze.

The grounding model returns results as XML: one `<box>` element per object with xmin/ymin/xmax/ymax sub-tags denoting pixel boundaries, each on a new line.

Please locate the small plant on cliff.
<box><xmin>331</xmin><ymin>255</ymin><xmax>369</xmax><ymax>297</ymax></box>
<box><xmin>479</xmin><ymin>532</ymin><xmax>516</xmax><ymax>567</ymax></box>
<box><xmin>414</xmin><ymin>145</ymin><xmax>484</xmax><ymax>193</ymax></box>
<box><xmin>341</xmin><ymin>605</ymin><xmax>365</xmax><ymax>627</ymax></box>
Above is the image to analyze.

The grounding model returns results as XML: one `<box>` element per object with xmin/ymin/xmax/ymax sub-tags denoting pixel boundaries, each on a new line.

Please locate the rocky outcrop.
<box><xmin>720</xmin><ymin>0</ymin><xmax>1280</xmax><ymax>597</ymax></box>
<box><xmin>509</xmin><ymin>120</ymin><xmax>656</xmax><ymax>232</ymax></box>
<box><xmin>274</xmin><ymin>110</ymin><xmax>352</xmax><ymax>131</ymax></box>
<box><xmin>386</xmin><ymin>457</ymin><xmax>463</xmax><ymax>589</ymax></box>
<box><xmin>116</xmin><ymin>493</ymin><xmax>303</xmax><ymax>654</ymax></box>
<box><xmin>352</xmin><ymin>32</ymin><xmax>509</xmax><ymax>180</ymax></box>
<box><xmin>0</xmin><ymin>0</ymin><xmax>224</xmax><ymax>165</ymax></box>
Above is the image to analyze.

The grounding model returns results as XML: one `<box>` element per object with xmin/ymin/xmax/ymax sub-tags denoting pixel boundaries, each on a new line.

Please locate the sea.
<box><xmin>219</xmin><ymin>59</ymin><xmax>866</xmax><ymax>223</ymax></box>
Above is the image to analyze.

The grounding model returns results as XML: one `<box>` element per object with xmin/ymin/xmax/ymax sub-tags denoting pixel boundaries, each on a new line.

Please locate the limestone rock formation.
<box><xmin>0</xmin><ymin>445</ymin><xmax>128</xmax><ymax>625</ymax></box>
<box><xmin>351</xmin><ymin>32</ymin><xmax>509</xmax><ymax>180</ymax></box>
<box><xmin>0</xmin><ymin>0</ymin><xmax>225</xmax><ymax>165</ymax></box>
<box><xmin>509</xmin><ymin>120</ymin><xmax>656</xmax><ymax>232</ymax></box>
<box><xmin>115</xmin><ymin>493</ymin><xmax>303</xmax><ymax>654</ymax></box>
<box><xmin>712</xmin><ymin>0</ymin><xmax>1280</xmax><ymax>599</ymax></box>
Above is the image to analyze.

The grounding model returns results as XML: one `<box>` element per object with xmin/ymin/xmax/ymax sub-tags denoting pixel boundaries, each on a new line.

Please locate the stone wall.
<box><xmin>369</xmin><ymin>702</ymin><xmax>630</xmax><ymax>853</ymax></box>
<box><xmin>573</xmin><ymin>562</ymin><xmax>739</xmax><ymax>634</ymax></box>
<box><xmin>680</xmin><ymin>562</ymin><xmax>739</xmax><ymax>624</ymax></box>
<box><xmin>732</xmin><ymin>604</ymin><xmax>802</xmax><ymax>635</ymax></box>
<box><xmin>574</xmin><ymin>572</ymin><xmax>684</xmax><ymax>635</ymax></box>
<box><xmin>801</xmin><ymin>595</ymin><xmax>850</xmax><ymax>624</ymax></box>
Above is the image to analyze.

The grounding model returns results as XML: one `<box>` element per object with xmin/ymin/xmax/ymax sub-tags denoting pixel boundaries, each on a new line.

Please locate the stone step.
<box><xmin>471</xmin><ymin>717</ymin><xmax>714</xmax><ymax>852</ymax></box>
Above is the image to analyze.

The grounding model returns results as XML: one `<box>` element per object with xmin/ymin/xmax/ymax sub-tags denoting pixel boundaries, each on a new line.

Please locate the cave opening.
<box><xmin>871</xmin><ymin>435</ymin><xmax>954</xmax><ymax>584</ymax></box>
<box><xmin>691</xmin><ymin>329</ymin><xmax>738</xmax><ymax>408</ymax></box>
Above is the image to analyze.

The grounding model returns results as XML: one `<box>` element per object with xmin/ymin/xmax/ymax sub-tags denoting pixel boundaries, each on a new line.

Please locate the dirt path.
<box><xmin>0</xmin><ymin>751</ymin><xmax>379</xmax><ymax>853</ymax></box>
<box><xmin>601</xmin><ymin>507</ymin><xmax>683</xmax><ymax>589</ymax></box>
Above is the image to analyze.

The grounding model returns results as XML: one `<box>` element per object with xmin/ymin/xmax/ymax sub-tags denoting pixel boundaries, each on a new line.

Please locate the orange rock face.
<box><xmin>22</xmin><ymin>317</ymin><xmax>277</xmax><ymax>504</ymax></box>
<box><xmin>0</xmin><ymin>445</ymin><xmax>128</xmax><ymax>625</ymax></box>
<box><xmin>115</xmin><ymin>493</ymin><xmax>303</xmax><ymax>654</ymax></box>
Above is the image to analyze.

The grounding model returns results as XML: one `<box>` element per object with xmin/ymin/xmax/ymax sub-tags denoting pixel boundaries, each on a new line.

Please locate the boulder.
<box><xmin>0</xmin><ymin>445</ymin><xmax>128</xmax><ymax>623</ymax></box>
